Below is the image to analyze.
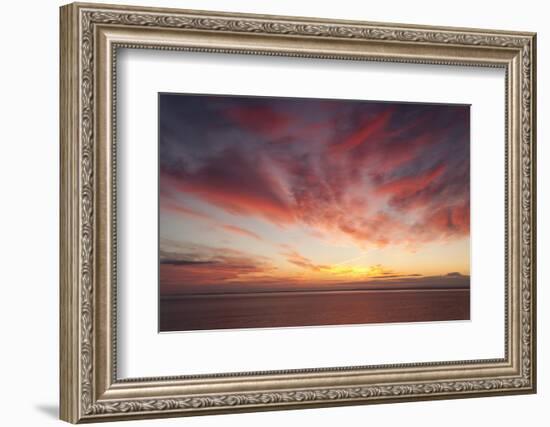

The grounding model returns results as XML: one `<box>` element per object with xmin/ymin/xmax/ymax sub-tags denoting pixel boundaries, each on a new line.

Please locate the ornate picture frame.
<box><xmin>60</xmin><ymin>2</ymin><xmax>536</xmax><ymax>423</ymax></box>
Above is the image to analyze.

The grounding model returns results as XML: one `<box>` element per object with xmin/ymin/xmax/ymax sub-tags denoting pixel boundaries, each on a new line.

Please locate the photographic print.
<box><xmin>159</xmin><ymin>93</ymin><xmax>470</xmax><ymax>332</ymax></box>
<box><xmin>60</xmin><ymin>5</ymin><xmax>536</xmax><ymax>420</ymax></box>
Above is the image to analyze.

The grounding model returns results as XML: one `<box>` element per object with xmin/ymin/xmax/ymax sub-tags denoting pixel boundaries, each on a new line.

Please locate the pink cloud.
<box><xmin>330</xmin><ymin>108</ymin><xmax>394</xmax><ymax>153</ymax></box>
<box><xmin>161</xmin><ymin>149</ymin><xmax>294</xmax><ymax>224</ymax></box>
<box><xmin>418</xmin><ymin>200</ymin><xmax>470</xmax><ymax>238</ymax></box>
<box><xmin>160</xmin><ymin>98</ymin><xmax>470</xmax><ymax>250</ymax></box>
<box><xmin>160</xmin><ymin>198</ymin><xmax>211</xmax><ymax>221</ymax></box>
<box><xmin>220</xmin><ymin>224</ymin><xmax>262</xmax><ymax>241</ymax></box>
<box><xmin>225</xmin><ymin>105</ymin><xmax>293</xmax><ymax>137</ymax></box>
<box><xmin>376</xmin><ymin>163</ymin><xmax>446</xmax><ymax>197</ymax></box>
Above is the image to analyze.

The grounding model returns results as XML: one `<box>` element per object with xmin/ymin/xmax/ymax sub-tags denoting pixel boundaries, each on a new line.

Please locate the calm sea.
<box><xmin>159</xmin><ymin>287</ymin><xmax>470</xmax><ymax>332</ymax></box>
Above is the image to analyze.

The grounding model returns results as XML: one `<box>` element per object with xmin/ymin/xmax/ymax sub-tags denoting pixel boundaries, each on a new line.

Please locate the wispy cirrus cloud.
<box><xmin>282</xmin><ymin>249</ymin><xmax>329</xmax><ymax>272</ymax></box>
<box><xmin>159</xmin><ymin>95</ymin><xmax>470</xmax><ymax>292</ymax></box>
<box><xmin>329</xmin><ymin>108</ymin><xmax>394</xmax><ymax>153</ymax></box>
<box><xmin>220</xmin><ymin>224</ymin><xmax>262</xmax><ymax>241</ymax></box>
<box><xmin>160</xmin><ymin>95</ymin><xmax>469</xmax><ymax>250</ymax></box>
<box><xmin>159</xmin><ymin>241</ymin><xmax>468</xmax><ymax>295</ymax></box>
<box><xmin>224</xmin><ymin>104</ymin><xmax>294</xmax><ymax>137</ymax></box>
<box><xmin>159</xmin><ymin>242</ymin><xmax>277</xmax><ymax>293</ymax></box>
<box><xmin>161</xmin><ymin>149</ymin><xmax>294</xmax><ymax>224</ymax></box>
<box><xmin>160</xmin><ymin>197</ymin><xmax>265</xmax><ymax>242</ymax></box>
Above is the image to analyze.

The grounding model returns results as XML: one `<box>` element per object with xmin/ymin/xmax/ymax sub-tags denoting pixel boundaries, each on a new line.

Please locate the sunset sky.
<box><xmin>159</xmin><ymin>94</ymin><xmax>470</xmax><ymax>295</ymax></box>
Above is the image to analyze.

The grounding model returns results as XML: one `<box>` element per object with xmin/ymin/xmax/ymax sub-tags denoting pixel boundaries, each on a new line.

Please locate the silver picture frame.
<box><xmin>60</xmin><ymin>2</ymin><xmax>536</xmax><ymax>422</ymax></box>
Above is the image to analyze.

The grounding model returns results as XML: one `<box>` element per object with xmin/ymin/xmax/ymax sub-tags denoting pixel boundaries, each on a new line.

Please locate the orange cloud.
<box><xmin>283</xmin><ymin>250</ymin><xmax>329</xmax><ymax>272</ymax></box>
<box><xmin>420</xmin><ymin>201</ymin><xmax>470</xmax><ymax>237</ymax></box>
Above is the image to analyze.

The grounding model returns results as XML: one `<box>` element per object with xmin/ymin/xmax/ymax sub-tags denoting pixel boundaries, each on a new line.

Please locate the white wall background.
<box><xmin>0</xmin><ymin>0</ymin><xmax>545</xmax><ymax>426</ymax></box>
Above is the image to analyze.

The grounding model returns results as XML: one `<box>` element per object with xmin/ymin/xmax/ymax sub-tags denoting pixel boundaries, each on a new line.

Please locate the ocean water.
<box><xmin>159</xmin><ymin>287</ymin><xmax>470</xmax><ymax>332</ymax></box>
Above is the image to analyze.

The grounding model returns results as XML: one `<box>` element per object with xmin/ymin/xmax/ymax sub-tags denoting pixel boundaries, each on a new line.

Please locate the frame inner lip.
<box><xmin>110</xmin><ymin>42</ymin><xmax>511</xmax><ymax>383</ymax></box>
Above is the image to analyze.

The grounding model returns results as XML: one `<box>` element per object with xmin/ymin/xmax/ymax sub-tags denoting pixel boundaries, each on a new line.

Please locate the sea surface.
<box><xmin>159</xmin><ymin>287</ymin><xmax>470</xmax><ymax>332</ymax></box>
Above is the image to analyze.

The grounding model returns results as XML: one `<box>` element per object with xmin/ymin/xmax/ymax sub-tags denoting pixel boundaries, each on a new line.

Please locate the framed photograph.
<box><xmin>60</xmin><ymin>2</ymin><xmax>537</xmax><ymax>423</ymax></box>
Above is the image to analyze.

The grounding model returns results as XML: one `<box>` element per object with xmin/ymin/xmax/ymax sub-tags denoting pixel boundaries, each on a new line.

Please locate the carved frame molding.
<box><xmin>60</xmin><ymin>2</ymin><xmax>536</xmax><ymax>423</ymax></box>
